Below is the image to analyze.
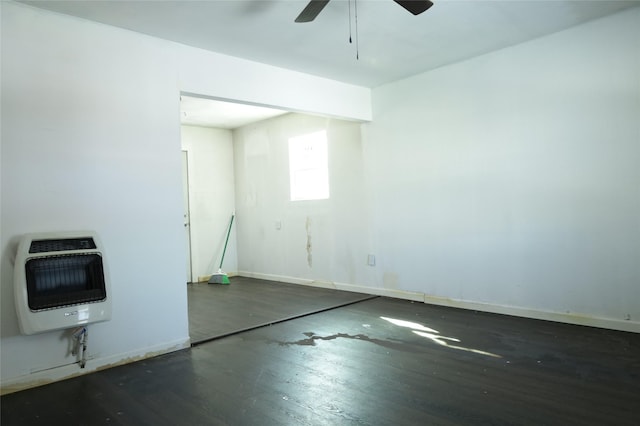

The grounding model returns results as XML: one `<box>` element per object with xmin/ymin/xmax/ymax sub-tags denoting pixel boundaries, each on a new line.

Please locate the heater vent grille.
<box><xmin>29</xmin><ymin>238</ymin><xmax>97</xmax><ymax>254</ymax></box>
<box><xmin>25</xmin><ymin>254</ymin><xmax>107</xmax><ymax>311</ymax></box>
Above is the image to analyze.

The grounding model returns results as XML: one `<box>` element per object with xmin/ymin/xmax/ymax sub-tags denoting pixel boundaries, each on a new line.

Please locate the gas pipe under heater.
<box><xmin>14</xmin><ymin>231</ymin><xmax>112</xmax><ymax>367</ymax></box>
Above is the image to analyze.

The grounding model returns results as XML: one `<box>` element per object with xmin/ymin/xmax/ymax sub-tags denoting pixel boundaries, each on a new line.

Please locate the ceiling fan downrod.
<box><xmin>349</xmin><ymin>0</ymin><xmax>359</xmax><ymax>60</ymax></box>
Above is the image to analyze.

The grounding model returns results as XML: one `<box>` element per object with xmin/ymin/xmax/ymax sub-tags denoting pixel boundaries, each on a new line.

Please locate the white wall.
<box><xmin>181</xmin><ymin>125</ymin><xmax>237</xmax><ymax>281</ymax></box>
<box><xmin>234</xmin><ymin>113</ymin><xmax>376</xmax><ymax>289</ymax></box>
<box><xmin>1</xmin><ymin>1</ymin><xmax>189</xmax><ymax>391</ymax></box>
<box><xmin>233</xmin><ymin>8</ymin><xmax>640</xmax><ymax>332</ymax></box>
<box><xmin>364</xmin><ymin>8</ymin><xmax>640</xmax><ymax>330</ymax></box>
<box><xmin>0</xmin><ymin>1</ymin><xmax>371</xmax><ymax>392</ymax></box>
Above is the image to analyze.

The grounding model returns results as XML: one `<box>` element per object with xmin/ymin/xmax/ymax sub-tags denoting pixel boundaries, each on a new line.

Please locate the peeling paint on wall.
<box><xmin>306</xmin><ymin>216</ymin><xmax>313</xmax><ymax>268</ymax></box>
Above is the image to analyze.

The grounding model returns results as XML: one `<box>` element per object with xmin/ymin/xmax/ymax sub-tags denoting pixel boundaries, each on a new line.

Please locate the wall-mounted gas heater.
<box><xmin>14</xmin><ymin>231</ymin><xmax>112</xmax><ymax>335</ymax></box>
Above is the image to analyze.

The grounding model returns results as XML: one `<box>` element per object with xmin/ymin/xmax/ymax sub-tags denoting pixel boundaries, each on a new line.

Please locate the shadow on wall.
<box><xmin>1</xmin><ymin>236</ymin><xmax>23</xmax><ymax>338</ymax></box>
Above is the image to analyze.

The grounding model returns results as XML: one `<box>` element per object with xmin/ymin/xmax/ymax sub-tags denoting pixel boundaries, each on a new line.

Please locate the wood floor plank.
<box><xmin>2</xmin><ymin>296</ymin><xmax>639</xmax><ymax>425</ymax></box>
<box><xmin>187</xmin><ymin>276</ymin><xmax>375</xmax><ymax>343</ymax></box>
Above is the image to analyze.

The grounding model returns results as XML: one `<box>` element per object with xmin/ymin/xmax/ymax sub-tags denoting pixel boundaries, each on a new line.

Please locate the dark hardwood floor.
<box><xmin>187</xmin><ymin>276</ymin><xmax>377</xmax><ymax>343</ymax></box>
<box><xmin>2</xmin><ymin>295</ymin><xmax>639</xmax><ymax>425</ymax></box>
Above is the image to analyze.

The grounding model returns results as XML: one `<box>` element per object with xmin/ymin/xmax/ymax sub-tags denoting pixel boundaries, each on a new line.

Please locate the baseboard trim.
<box><xmin>422</xmin><ymin>295</ymin><xmax>640</xmax><ymax>333</ymax></box>
<box><xmin>238</xmin><ymin>271</ymin><xmax>424</xmax><ymax>301</ymax></box>
<box><xmin>239</xmin><ymin>271</ymin><xmax>311</xmax><ymax>286</ymax></box>
<box><xmin>333</xmin><ymin>281</ymin><xmax>425</xmax><ymax>302</ymax></box>
<box><xmin>0</xmin><ymin>337</ymin><xmax>191</xmax><ymax>395</ymax></box>
<box><xmin>239</xmin><ymin>271</ymin><xmax>639</xmax><ymax>334</ymax></box>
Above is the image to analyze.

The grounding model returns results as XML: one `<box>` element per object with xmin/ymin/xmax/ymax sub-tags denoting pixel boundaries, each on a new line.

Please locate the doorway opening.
<box><xmin>180</xmin><ymin>94</ymin><xmax>289</xmax><ymax>341</ymax></box>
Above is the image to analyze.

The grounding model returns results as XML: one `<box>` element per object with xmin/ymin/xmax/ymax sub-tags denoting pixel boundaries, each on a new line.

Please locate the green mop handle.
<box><xmin>219</xmin><ymin>214</ymin><xmax>235</xmax><ymax>270</ymax></box>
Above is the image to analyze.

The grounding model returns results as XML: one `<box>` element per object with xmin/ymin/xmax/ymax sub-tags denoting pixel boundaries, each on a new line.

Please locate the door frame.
<box><xmin>182</xmin><ymin>150</ymin><xmax>193</xmax><ymax>283</ymax></box>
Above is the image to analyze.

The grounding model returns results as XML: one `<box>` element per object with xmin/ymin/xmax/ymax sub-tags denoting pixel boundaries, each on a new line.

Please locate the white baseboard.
<box><xmin>240</xmin><ymin>271</ymin><xmax>426</xmax><ymax>302</ymax></box>
<box><xmin>239</xmin><ymin>271</ymin><xmax>639</xmax><ymax>334</ymax></box>
<box><xmin>239</xmin><ymin>271</ymin><xmax>311</xmax><ymax>286</ymax></box>
<box><xmin>333</xmin><ymin>281</ymin><xmax>424</xmax><ymax>302</ymax></box>
<box><xmin>422</xmin><ymin>294</ymin><xmax>640</xmax><ymax>333</ymax></box>
<box><xmin>1</xmin><ymin>337</ymin><xmax>191</xmax><ymax>395</ymax></box>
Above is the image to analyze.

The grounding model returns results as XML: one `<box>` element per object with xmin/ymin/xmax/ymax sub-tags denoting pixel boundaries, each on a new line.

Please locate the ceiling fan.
<box><xmin>295</xmin><ymin>0</ymin><xmax>434</xmax><ymax>23</ymax></box>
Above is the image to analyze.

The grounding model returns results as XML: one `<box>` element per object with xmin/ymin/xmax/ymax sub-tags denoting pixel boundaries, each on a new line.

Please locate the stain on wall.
<box><xmin>306</xmin><ymin>216</ymin><xmax>313</xmax><ymax>268</ymax></box>
<box><xmin>383</xmin><ymin>272</ymin><xmax>399</xmax><ymax>289</ymax></box>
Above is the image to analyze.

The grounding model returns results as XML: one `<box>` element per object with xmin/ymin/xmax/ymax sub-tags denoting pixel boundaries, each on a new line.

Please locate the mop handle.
<box><xmin>219</xmin><ymin>214</ymin><xmax>235</xmax><ymax>269</ymax></box>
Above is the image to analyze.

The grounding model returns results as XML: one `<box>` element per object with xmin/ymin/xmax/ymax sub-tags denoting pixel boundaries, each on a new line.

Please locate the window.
<box><xmin>288</xmin><ymin>130</ymin><xmax>329</xmax><ymax>201</ymax></box>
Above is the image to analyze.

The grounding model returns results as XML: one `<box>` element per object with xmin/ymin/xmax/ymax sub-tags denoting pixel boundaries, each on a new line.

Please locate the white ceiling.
<box><xmin>22</xmin><ymin>0</ymin><xmax>639</xmax><ymax>127</ymax></box>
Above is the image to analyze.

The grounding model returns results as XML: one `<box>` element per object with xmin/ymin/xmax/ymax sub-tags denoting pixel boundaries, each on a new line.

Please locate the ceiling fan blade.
<box><xmin>295</xmin><ymin>0</ymin><xmax>331</xmax><ymax>23</ymax></box>
<box><xmin>393</xmin><ymin>0</ymin><xmax>434</xmax><ymax>16</ymax></box>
